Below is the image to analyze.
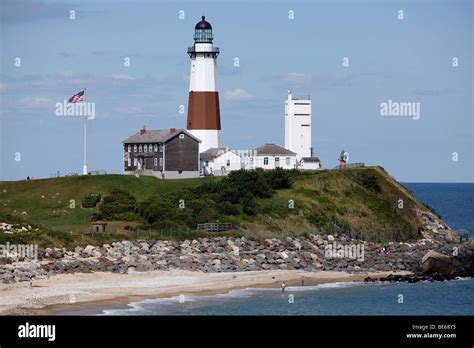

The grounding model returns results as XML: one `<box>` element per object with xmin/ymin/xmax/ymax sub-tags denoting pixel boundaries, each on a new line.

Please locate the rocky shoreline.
<box><xmin>1</xmin><ymin>232</ymin><xmax>472</xmax><ymax>285</ymax></box>
<box><xmin>1</xmin><ymin>208</ymin><xmax>472</xmax><ymax>284</ymax></box>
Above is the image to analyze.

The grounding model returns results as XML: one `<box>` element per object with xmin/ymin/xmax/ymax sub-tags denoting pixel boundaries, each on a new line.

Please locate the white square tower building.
<box><xmin>284</xmin><ymin>91</ymin><xmax>312</xmax><ymax>160</ymax></box>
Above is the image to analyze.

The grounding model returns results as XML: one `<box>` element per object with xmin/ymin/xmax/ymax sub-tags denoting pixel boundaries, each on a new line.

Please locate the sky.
<box><xmin>0</xmin><ymin>0</ymin><xmax>472</xmax><ymax>182</ymax></box>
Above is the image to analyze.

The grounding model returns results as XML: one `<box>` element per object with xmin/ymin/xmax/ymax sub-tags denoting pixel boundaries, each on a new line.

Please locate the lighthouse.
<box><xmin>186</xmin><ymin>16</ymin><xmax>221</xmax><ymax>153</ymax></box>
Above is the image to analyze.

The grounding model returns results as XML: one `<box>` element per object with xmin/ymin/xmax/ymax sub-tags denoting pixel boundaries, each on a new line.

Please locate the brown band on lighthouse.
<box><xmin>187</xmin><ymin>91</ymin><xmax>221</xmax><ymax>130</ymax></box>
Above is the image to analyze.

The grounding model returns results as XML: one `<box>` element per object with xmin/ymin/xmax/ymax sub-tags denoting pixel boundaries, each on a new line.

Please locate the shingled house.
<box><xmin>122</xmin><ymin>126</ymin><xmax>200</xmax><ymax>179</ymax></box>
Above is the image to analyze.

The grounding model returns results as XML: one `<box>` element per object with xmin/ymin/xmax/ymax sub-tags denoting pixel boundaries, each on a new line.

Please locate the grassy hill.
<box><xmin>0</xmin><ymin>167</ymin><xmax>430</xmax><ymax>247</ymax></box>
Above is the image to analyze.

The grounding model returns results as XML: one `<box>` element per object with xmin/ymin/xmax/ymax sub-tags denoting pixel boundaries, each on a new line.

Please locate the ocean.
<box><xmin>85</xmin><ymin>183</ymin><xmax>473</xmax><ymax>316</ymax></box>
<box><xmin>404</xmin><ymin>183</ymin><xmax>473</xmax><ymax>238</ymax></box>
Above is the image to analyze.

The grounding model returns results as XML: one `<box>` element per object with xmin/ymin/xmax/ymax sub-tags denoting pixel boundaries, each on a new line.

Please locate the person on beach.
<box><xmin>29</xmin><ymin>275</ymin><xmax>33</xmax><ymax>289</ymax></box>
<box><xmin>281</xmin><ymin>282</ymin><xmax>286</xmax><ymax>293</ymax></box>
<box><xmin>301</xmin><ymin>276</ymin><xmax>304</xmax><ymax>286</ymax></box>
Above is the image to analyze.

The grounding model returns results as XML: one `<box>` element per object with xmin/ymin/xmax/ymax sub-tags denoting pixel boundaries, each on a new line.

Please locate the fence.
<box><xmin>333</xmin><ymin>163</ymin><xmax>365</xmax><ymax>170</ymax></box>
<box><xmin>196</xmin><ymin>223</ymin><xmax>233</xmax><ymax>232</ymax></box>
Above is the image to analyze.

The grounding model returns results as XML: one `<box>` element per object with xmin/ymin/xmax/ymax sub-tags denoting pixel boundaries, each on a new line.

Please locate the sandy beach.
<box><xmin>0</xmin><ymin>269</ymin><xmax>411</xmax><ymax>315</ymax></box>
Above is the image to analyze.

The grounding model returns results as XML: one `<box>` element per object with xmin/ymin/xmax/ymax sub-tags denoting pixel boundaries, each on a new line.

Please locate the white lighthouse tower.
<box><xmin>285</xmin><ymin>91</ymin><xmax>312</xmax><ymax>160</ymax></box>
<box><xmin>186</xmin><ymin>16</ymin><xmax>221</xmax><ymax>153</ymax></box>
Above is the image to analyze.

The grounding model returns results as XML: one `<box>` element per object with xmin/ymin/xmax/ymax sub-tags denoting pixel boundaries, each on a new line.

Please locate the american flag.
<box><xmin>68</xmin><ymin>90</ymin><xmax>85</xmax><ymax>103</ymax></box>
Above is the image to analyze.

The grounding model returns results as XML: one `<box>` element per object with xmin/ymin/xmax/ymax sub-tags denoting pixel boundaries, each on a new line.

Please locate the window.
<box><xmin>139</xmin><ymin>145</ymin><xmax>142</xmax><ymax>152</ymax></box>
<box><xmin>144</xmin><ymin>144</ymin><xmax>148</xmax><ymax>153</ymax></box>
<box><xmin>154</xmin><ymin>158</ymin><xmax>157</xmax><ymax>166</ymax></box>
<box><xmin>275</xmin><ymin>157</ymin><xmax>280</xmax><ymax>167</ymax></box>
<box><xmin>159</xmin><ymin>144</ymin><xmax>163</xmax><ymax>152</ymax></box>
<box><xmin>149</xmin><ymin>145</ymin><xmax>153</xmax><ymax>152</ymax></box>
<box><xmin>179</xmin><ymin>134</ymin><xmax>185</xmax><ymax>139</ymax></box>
<box><xmin>134</xmin><ymin>158</ymin><xmax>137</xmax><ymax>166</ymax></box>
<box><xmin>154</xmin><ymin>144</ymin><xmax>158</xmax><ymax>152</ymax></box>
<box><xmin>286</xmin><ymin>157</ymin><xmax>291</xmax><ymax>165</ymax></box>
<box><xmin>133</xmin><ymin>145</ymin><xmax>137</xmax><ymax>152</ymax></box>
<box><xmin>127</xmin><ymin>145</ymin><xmax>131</xmax><ymax>152</ymax></box>
<box><xmin>264</xmin><ymin>157</ymin><xmax>268</xmax><ymax>165</ymax></box>
<box><xmin>159</xmin><ymin>158</ymin><xmax>163</xmax><ymax>166</ymax></box>
<box><xmin>227</xmin><ymin>160</ymin><xmax>230</xmax><ymax>166</ymax></box>
<box><xmin>127</xmin><ymin>158</ymin><xmax>131</xmax><ymax>166</ymax></box>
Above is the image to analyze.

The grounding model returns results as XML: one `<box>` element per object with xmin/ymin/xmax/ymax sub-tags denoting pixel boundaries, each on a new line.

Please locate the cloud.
<box><xmin>224</xmin><ymin>88</ymin><xmax>254</xmax><ymax>101</ymax></box>
<box><xmin>111</xmin><ymin>74</ymin><xmax>136</xmax><ymax>81</ymax></box>
<box><xmin>11</xmin><ymin>96</ymin><xmax>56</xmax><ymax>110</ymax></box>
<box><xmin>0</xmin><ymin>0</ymin><xmax>68</xmax><ymax>23</ymax></box>
<box><xmin>263</xmin><ymin>72</ymin><xmax>355</xmax><ymax>90</ymax></box>
<box><xmin>412</xmin><ymin>88</ymin><xmax>456</xmax><ymax>96</ymax></box>
<box><xmin>114</xmin><ymin>106</ymin><xmax>145</xmax><ymax>114</ymax></box>
<box><xmin>284</xmin><ymin>73</ymin><xmax>307</xmax><ymax>85</ymax></box>
<box><xmin>59</xmin><ymin>52</ymin><xmax>74</xmax><ymax>58</ymax></box>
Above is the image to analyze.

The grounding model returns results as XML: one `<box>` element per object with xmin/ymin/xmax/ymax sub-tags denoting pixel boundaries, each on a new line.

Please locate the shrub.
<box><xmin>99</xmin><ymin>189</ymin><xmax>137</xmax><ymax>220</ymax></box>
<box><xmin>82</xmin><ymin>193</ymin><xmax>101</xmax><ymax>208</ymax></box>
<box><xmin>354</xmin><ymin>171</ymin><xmax>381</xmax><ymax>193</ymax></box>
<box><xmin>242</xmin><ymin>196</ymin><xmax>260</xmax><ymax>215</ymax></box>
<box><xmin>218</xmin><ymin>201</ymin><xmax>240</xmax><ymax>216</ymax></box>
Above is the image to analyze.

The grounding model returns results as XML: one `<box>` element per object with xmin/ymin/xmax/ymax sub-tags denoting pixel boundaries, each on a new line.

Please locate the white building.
<box><xmin>299</xmin><ymin>157</ymin><xmax>321</xmax><ymax>170</ymax></box>
<box><xmin>284</xmin><ymin>91</ymin><xmax>321</xmax><ymax>169</ymax></box>
<box><xmin>285</xmin><ymin>91</ymin><xmax>312</xmax><ymax>160</ymax></box>
<box><xmin>200</xmin><ymin>148</ymin><xmax>241</xmax><ymax>176</ymax></box>
<box><xmin>245</xmin><ymin>144</ymin><xmax>297</xmax><ymax>170</ymax></box>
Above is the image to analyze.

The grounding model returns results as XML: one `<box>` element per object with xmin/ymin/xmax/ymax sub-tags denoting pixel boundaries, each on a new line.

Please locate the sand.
<box><xmin>0</xmin><ymin>269</ymin><xmax>410</xmax><ymax>315</ymax></box>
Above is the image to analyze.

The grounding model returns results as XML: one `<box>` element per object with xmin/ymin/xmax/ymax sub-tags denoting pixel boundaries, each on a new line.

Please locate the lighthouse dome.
<box><xmin>195</xmin><ymin>16</ymin><xmax>212</xmax><ymax>30</ymax></box>
<box><xmin>194</xmin><ymin>16</ymin><xmax>213</xmax><ymax>43</ymax></box>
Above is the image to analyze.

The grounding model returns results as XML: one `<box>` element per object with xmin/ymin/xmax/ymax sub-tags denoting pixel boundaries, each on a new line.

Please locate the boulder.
<box><xmin>83</xmin><ymin>245</ymin><xmax>96</xmax><ymax>256</ymax></box>
<box><xmin>421</xmin><ymin>250</ymin><xmax>452</xmax><ymax>274</ymax></box>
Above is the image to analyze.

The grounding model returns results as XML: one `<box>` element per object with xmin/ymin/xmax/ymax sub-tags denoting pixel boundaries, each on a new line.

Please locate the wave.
<box><xmin>102</xmin><ymin>281</ymin><xmax>367</xmax><ymax>315</ymax></box>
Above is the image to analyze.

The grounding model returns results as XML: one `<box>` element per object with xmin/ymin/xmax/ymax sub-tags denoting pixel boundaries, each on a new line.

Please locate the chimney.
<box><xmin>140</xmin><ymin>126</ymin><xmax>147</xmax><ymax>135</ymax></box>
<box><xmin>170</xmin><ymin>128</ymin><xmax>176</xmax><ymax>134</ymax></box>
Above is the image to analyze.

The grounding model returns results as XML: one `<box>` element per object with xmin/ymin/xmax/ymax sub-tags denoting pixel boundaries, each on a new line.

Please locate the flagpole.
<box><xmin>82</xmin><ymin>88</ymin><xmax>88</xmax><ymax>175</ymax></box>
<box><xmin>83</xmin><ymin>115</ymin><xmax>88</xmax><ymax>175</ymax></box>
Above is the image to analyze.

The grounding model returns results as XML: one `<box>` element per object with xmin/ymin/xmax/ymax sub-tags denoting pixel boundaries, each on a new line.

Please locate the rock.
<box><xmin>421</xmin><ymin>250</ymin><xmax>451</xmax><ymax>273</ymax></box>
<box><xmin>83</xmin><ymin>245</ymin><xmax>96</xmax><ymax>256</ymax></box>
<box><xmin>279</xmin><ymin>252</ymin><xmax>289</xmax><ymax>260</ymax></box>
<box><xmin>294</xmin><ymin>240</ymin><xmax>302</xmax><ymax>250</ymax></box>
<box><xmin>315</xmin><ymin>238</ymin><xmax>324</xmax><ymax>246</ymax></box>
<box><xmin>327</xmin><ymin>235</ymin><xmax>335</xmax><ymax>242</ymax></box>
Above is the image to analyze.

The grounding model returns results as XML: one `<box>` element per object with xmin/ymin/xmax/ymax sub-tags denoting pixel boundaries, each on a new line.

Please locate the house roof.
<box><xmin>301</xmin><ymin>157</ymin><xmax>320</xmax><ymax>163</ymax></box>
<box><xmin>122</xmin><ymin>129</ymin><xmax>201</xmax><ymax>144</ymax></box>
<box><xmin>253</xmin><ymin>144</ymin><xmax>296</xmax><ymax>156</ymax></box>
<box><xmin>200</xmin><ymin>148</ymin><xmax>238</xmax><ymax>162</ymax></box>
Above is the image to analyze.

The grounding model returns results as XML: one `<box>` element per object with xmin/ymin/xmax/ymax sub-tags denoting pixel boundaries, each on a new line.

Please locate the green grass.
<box><xmin>0</xmin><ymin>167</ymin><xmax>430</xmax><ymax>246</ymax></box>
<box><xmin>0</xmin><ymin>175</ymin><xmax>212</xmax><ymax>233</ymax></box>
